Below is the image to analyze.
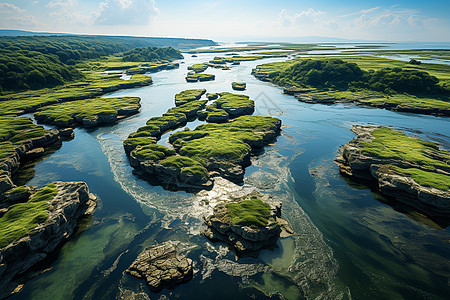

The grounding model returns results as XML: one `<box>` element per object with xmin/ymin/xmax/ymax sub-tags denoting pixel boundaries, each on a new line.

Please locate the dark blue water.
<box><xmin>11</xmin><ymin>51</ymin><xmax>450</xmax><ymax>300</ymax></box>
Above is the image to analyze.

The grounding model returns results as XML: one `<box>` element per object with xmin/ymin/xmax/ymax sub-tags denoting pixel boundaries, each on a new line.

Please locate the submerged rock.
<box><xmin>126</xmin><ymin>242</ymin><xmax>193</xmax><ymax>292</ymax></box>
<box><xmin>203</xmin><ymin>191</ymin><xmax>293</xmax><ymax>257</ymax></box>
<box><xmin>0</xmin><ymin>181</ymin><xmax>97</xmax><ymax>298</ymax></box>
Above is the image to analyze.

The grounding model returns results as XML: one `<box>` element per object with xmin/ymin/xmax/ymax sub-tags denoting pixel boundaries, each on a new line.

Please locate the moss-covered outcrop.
<box><xmin>174</xmin><ymin>89</ymin><xmax>206</xmax><ymax>106</ymax></box>
<box><xmin>185</xmin><ymin>72</ymin><xmax>215</xmax><ymax>82</ymax></box>
<box><xmin>335</xmin><ymin>126</ymin><xmax>450</xmax><ymax>217</ymax></box>
<box><xmin>125</xmin><ymin>62</ymin><xmax>179</xmax><ymax>75</ymax></box>
<box><xmin>232</xmin><ymin>82</ymin><xmax>246</xmax><ymax>91</ymax></box>
<box><xmin>0</xmin><ymin>116</ymin><xmax>73</xmax><ymax>195</ymax></box>
<box><xmin>0</xmin><ymin>181</ymin><xmax>97</xmax><ymax>298</ymax></box>
<box><xmin>124</xmin><ymin>90</ymin><xmax>281</xmax><ymax>191</ymax></box>
<box><xmin>34</xmin><ymin>97</ymin><xmax>141</xmax><ymax>127</ymax></box>
<box><xmin>187</xmin><ymin>63</ymin><xmax>209</xmax><ymax>73</ymax></box>
<box><xmin>203</xmin><ymin>191</ymin><xmax>293</xmax><ymax>257</ymax></box>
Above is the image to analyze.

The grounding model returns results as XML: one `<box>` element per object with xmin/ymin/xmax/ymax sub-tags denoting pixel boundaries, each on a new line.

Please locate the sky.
<box><xmin>0</xmin><ymin>0</ymin><xmax>449</xmax><ymax>42</ymax></box>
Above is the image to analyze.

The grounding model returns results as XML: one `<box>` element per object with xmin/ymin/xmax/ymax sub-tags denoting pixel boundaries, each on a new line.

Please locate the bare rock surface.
<box><xmin>126</xmin><ymin>242</ymin><xmax>193</xmax><ymax>292</ymax></box>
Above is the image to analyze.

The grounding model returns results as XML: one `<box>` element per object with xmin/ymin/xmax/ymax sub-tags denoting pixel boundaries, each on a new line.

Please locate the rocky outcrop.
<box><xmin>128</xmin><ymin>153</ymin><xmax>214</xmax><ymax>192</ymax></box>
<box><xmin>0</xmin><ymin>127</ymin><xmax>74</xmax><ymax>196</ymax></box>
<box><xmin>335</xmin><ymin>125</ymin><xmax>450</xmax><ymax>217</ymax></box>
<box><xmin>126</xmin><ymin>242</ymin><xmax>193</xmax><ymax>292</ymax></box>
<box><xmin>203</xmin><ymin>191</ymin><xmax>293</xmax><ymax>257</ymax></box>
<box><xmin>0</xmin><ymin>181</ymin><xmax>97</xmax><ymax>298</ymax></box>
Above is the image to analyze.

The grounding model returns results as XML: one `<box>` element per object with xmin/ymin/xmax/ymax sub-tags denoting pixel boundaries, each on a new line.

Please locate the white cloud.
<box><xmin>46</xmin><ymin>0</ymin><xmax>94</xmax><ymax>25</ymax></box>
<box><xmin>95</xmin><ymin>0</ymin><xmax>159</xmax><ymax>25</ymax></box>
<box><xmin>278</xmin><ymin>8</ymin><xmax>325</xmax><ymax>27</ymax></box>
<box><xmin>0</xmin><ymin>2</ymin><xmax>38</xmax><ymax>27</ymax></box>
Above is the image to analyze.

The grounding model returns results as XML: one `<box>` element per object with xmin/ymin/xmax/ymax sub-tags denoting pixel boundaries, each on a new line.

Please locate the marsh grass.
<box><xmin>0</xmin><ymin>184</ymin><xmax>57</xmax><ymax>249</ymax></box>
<box><xmin>226</xmin><ymin>197</ymin><xmax>271</xmax><ymax>228</ymax></box>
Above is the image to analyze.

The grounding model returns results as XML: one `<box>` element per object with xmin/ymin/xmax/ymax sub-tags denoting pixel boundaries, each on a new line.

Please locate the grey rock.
<box><xmin>126</xmin><ymin>242</ymin><xmax>193</xmax><ymax>292</ymax></box>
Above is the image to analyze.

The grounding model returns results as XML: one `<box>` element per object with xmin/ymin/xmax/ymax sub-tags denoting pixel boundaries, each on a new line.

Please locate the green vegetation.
<box><xmin>225</xmin><ymin>197</ymin><xmax>271</xmax><ymax>228</ymax></box>
<box><xmin>390</xmin><ymin>166</ymin><xmax>450</xmax><ymax>190</ymax></box>
<box><xmin>0</xmin><ymin>73</ymin><xmax>152</xmax><ymax>116</ymax></box>
<box><xmin>166</xmin><ymin>100</ymin><xmax>207</xmax><ymax>118</ymax></box>
<box><xmin>188</xmin><ymin>63</ymin><xmax>209</xmax><ymax>73</ymax></box>
<box><xmin>121</xmin><ymin>47</ymin><xmax>183</xmax><ymax>62</ymax></box>
<box><xmin>171</xmin><ymin>115</ymin><xmax>280</xmax><ymax>165</ymax></box>
<box><xmin>231</xmin><ymin>82</ymin><xmax>246</xmax><ymax>91</ymax></box>
<box><xmin>34</xmin><ymin>97</ymin><xmax>140</xmax><ymax>126</ymax></box>
<box><xmin>0</xmin><ymin>116</ymin><xmax>46</xmax><ymax>160</ymax></box>
<box><xmin>174</xmin><ymin>89</ymin><xmax>206</xmax><ymax>106</ymax></box>
<box><xmin>0</xmin><ymin>184</ymin><xmax>57</xmax><ymax>249</ymax></box>
<box><xmin>361</xmin><ymin>127</ymin><xmax>449</xmax><ymax>171</ymax></box>
<box><xmin>0</xmin><ymin>49</ymin><xmax>83</xmax><ymax>92</ymax></box>
<box><xmin>254</xmin><ymin>56</ymin><xmax>450</xmax><ymax>113</ymax></box>
<box><xmin>134</xmin><ymin>144</ymin><xmax>176</xmax><ymax>161</ymax></box>
<box><xmin>186</xmin><ymin>72</ymin><xmax>215</xmax><ymax>82</ymax></box>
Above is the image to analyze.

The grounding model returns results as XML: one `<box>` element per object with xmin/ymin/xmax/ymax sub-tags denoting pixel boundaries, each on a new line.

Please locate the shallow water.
<box><xmin>11</xmin><ymin>51</ymin><xmax>450</xmax><ymax>300</ymax></box>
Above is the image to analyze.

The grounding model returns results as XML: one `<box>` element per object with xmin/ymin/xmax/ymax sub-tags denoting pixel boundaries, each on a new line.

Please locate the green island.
<box><xmin>185</xmin><ymin>72</ymin><xmax>215</xmax><ymax>82</ymax></box>
<box><xmin>0</xmin><ymin>183</ymin><xmax>57</xmax><ymax>248</ymax></box>
<box><xmin>203</xmin><ymin>191</ymin><xmax>293</xmax><ymax>256</ymax></box>
<box><xmin>335</xmin><ymin>125</ymin><xmax>450</xmax><ymax>217</ymax></box>
<box><xmin>124</xmin><ymin>89</ymin><xmax>280</xmax><ymax>191</ymax></box>
<box><xmin>253</xmin><ymin>56</ymin><xmax>450</xmax><ymax>115</ymax></box>
<box><xmin>232</xmin><ymin>82</ymin><xmax>246</xmax><ymax>91</ymax></box>
<box><xmin>34</xmin><ymin>96</ymin><xmax>141</xmax><ymax>127</ymax></box>
<box><xmin>187</xmin><ymin>63</ymin><xmax>209</xmax><ymax>73</ymax></box>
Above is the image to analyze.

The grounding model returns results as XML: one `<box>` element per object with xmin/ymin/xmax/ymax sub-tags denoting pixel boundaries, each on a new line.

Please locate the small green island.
<box><xmin>124</xmin><ymin>89</ymin><xmax>281</xmax><ymax>191</ymax></box>
<box><xmin>185</xmin><ymin>72</ymin><xmax>215</xmax><ymax>82</ymax></box>
<box><xmin>335</xmin><ymin>125</ymin><xmax>450</xmax><ymax>217</ymax></box>
<box><xmin>231</xmin><ymin>82</ymin><xmax>246</xmax><ymax>91</ymax></box>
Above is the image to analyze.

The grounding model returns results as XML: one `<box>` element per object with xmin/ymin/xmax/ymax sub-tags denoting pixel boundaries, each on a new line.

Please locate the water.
<box><xmin>10</xmin><ymin>51</ymin><xmax>450</xmax><ymax>300</ymax></box>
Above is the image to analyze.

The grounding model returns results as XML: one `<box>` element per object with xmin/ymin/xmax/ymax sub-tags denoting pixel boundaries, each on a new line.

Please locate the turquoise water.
<box><xmin>10</xmin><ymin>52</ymin><xmax>450</xmax><ymax>299</ymax></box>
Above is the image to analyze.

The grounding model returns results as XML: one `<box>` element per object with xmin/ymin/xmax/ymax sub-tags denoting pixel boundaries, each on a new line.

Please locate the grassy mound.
<box><xmin>225</xmin><ymin>197</ymin><xmax>271</xmax><ymax>228</ymax></box>
<box><xmin>174</xmin><ymin>89</ymin><xmax>206</xmax><ymax>106</ymax></box>
<box><xmin>0</xmin><ymin>184</ymin><xmax>57</xmax><ymax>249</ymax></box>
<box><xmin>232</xmin><ymin>82</ymin><xmax>246</xmax><ymax>90</ymax></box>
<box><xmin>188</xmin><ymin>63</ymin><xmax>209</xmax><ymax>73</ymax></box>
<box><xmin>34</xmin><ymin>97</ymin><xmax>140</xmax><ymax>126</ymax></box>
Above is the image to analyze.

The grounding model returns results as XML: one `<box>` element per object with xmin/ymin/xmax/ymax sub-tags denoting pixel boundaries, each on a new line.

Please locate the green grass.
<box><xmin>146</xmin><ymin>113</ymin><xmax>187</xmax><ymax>132</ymax></box>
<box><xmin>0</xmin><ymin>184</ymin><xmax>57</xmax><ymax>249</ymax></box>
<box><xmin>174</xmin><ymin>89</ymin><xmax>206</xmax><ymax>106</ymax></box>
<box><xmin>0</xmin><ymin>116</ymin><xmax>47</xmax><ymax>160</ymax></box>
<box><xmin>389</xmin><ymin>166</ymin><xmax>450</xmax><ymax>190</ymax></box>
<box><xmin>188</xmin><ymin>63</ymin><xmax>209</xmax><ymax>73</ymax></box>
<box><xmin>225</xmin><ymin>197</ymin><xmax>271</xmax><ymax>228</ymax></box>
<box><xmin>134</xmin><ymin>144</ymin><xmax>176</xmax><ymax>161</ymax></box>
<box><xmin>232</xmin><ymin>82</ymin><xmax>246</xmax><ymax>90</ymax></box>
<box><xmin>253</xmin><ymin>55</ymin><xmax>450</xmax><ymax>112</ymax></box>
<box><xmin>361</xmin><ymin>127</ymin><xmax>449</xmax><ymax>171</ymax></box>
<box><xmin>34</xmin><ymin>97</ymin><xmax>140</xmax><ymax>126</ymax></box>
<box><xmin>185</xmin><ymin>73</ymin><xmax>215</xmax><ymax>82</ymax></box>
<box><xmin>0</xmin><ymin>73</ymin><xmax>152</xmax><ymax>116</ymax></box>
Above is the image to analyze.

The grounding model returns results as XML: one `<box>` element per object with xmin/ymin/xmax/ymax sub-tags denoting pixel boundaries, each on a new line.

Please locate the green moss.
<box><xmin>232</xmin><ymin>82</ymin><xmax>246</xmax><ymax>90</ymax></box>
<box><xmin>34</xmin><ymin>97</ymin><xmax>140</xmax><ymax>126</ymax></box>
<box><xmin>134</xmin><ymin>144</ymin><xmax>175</xmax><ymax>161</ymax></box>
<box><xmin>0</xmin><ymin>184</ymin><xmax>57</xmax><ymax>249</ymax></box>
<box><xmin>390</xmin><ymin>166</ymin><xmax>450</xmax><ymax>190</ymax></box>
<box><xmin>185</xmin><ymin>73</ymin><xmax>215</xmax><ymax>82</ymax></box>
<box><xmin>361</xmin><ymin>128</ymin><xmax>449</xmax><ymax>170</ymax></box>
<box><xmin>188</xmin><ymin>63</ymin><xmax>209</xmax><ymax>73</ymax></box>
<box><xmin>123</xmin><ymin>136</ymin><xmax>157</xmax><ymax>147</ymax></box>
<box><xmin>225</xmin><ymin>197</ymin><xmax>271</xmax><ymax>228</ymax></box>
<box><xmin>174</xmin><ymin>89</ymin><xmax>206</xmax><ymax>106</ymax></box>
<box><xmin>7</xmin><ymin>186</ymin><xmax>28</xmax><ymax>194</ymax></box>
<box><xmin>160</xmin><ymin>155</ymin><xmax>204</xmax><ymax>168</ymax></box>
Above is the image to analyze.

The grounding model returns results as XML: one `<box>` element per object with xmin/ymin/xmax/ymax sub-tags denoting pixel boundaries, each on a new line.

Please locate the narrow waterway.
<box><xmin>11</xmin><ymin>50</ymin><xmax>450</xmax><ymax>300</ymax></box>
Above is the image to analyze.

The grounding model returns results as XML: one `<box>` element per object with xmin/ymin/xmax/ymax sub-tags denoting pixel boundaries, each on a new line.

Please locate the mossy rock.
<box><xmin>175</xmin><ymin>89</ymin><xmax>206</xmax><ymax>106</ymax></box>
<box><xmin>232</xmin><ymin>82</ymin><xmax>246</xmax><ymax>91</ymax></box>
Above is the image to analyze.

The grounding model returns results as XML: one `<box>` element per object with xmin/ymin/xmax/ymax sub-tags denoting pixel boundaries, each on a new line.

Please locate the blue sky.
<box><xmin>0</xmin><ymin>0</ymin><xmax>449</xmax><ymax>42</ymax></box>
